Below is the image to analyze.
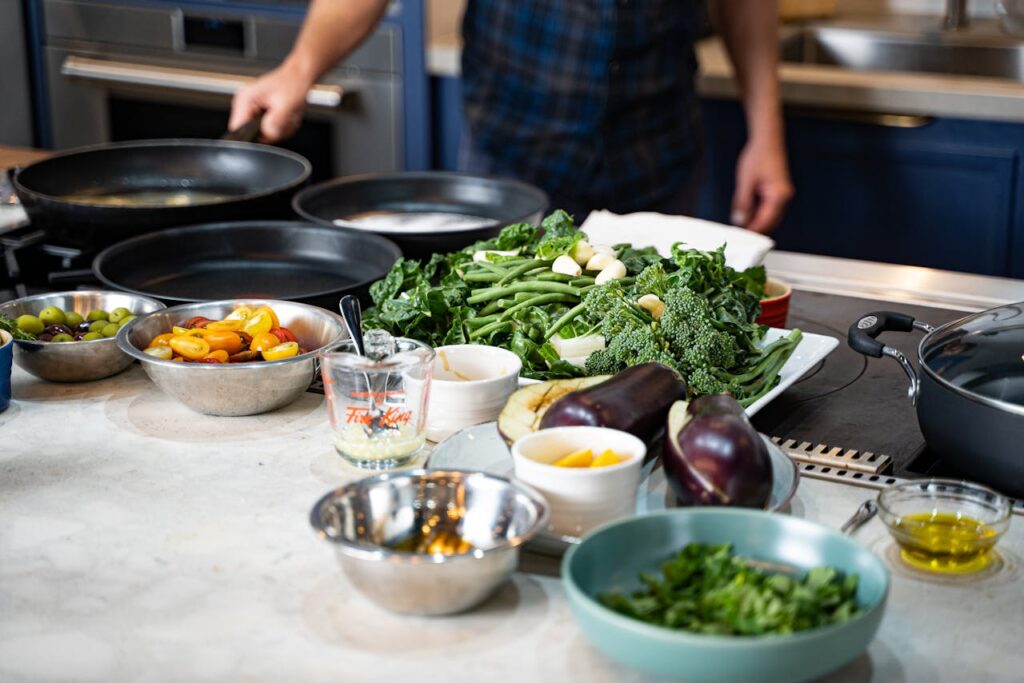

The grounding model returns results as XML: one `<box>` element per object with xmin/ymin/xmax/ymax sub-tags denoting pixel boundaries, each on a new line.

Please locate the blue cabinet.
<box><xmin>698</xmin><ymin>99</ymin><xmax>1024</xmax><ymax>278</ymax></box>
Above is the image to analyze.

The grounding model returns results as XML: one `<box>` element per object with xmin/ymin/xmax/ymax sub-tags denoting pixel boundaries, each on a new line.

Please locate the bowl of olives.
<box><xmin>0</xmin><ymin>291</ymin><xmax>165</xmax><ymax>382</ymax></box>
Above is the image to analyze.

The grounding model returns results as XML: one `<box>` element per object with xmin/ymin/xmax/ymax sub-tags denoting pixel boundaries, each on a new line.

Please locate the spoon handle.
<box><xmin>339</xmin><ymin>295</ymin><xmax>365</xmax><ymax>356</ymax></box>
<box><xmin>840</xmin><ymin>500</ymin><xmax>879</xmax><ymax>536</ymax></box>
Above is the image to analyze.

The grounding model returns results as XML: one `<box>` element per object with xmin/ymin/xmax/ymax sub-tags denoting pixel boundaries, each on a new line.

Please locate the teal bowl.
<box><xmin>562</xmin><ymin>509</ymin><xmax>889</xmax><ymax>683</ymax></box>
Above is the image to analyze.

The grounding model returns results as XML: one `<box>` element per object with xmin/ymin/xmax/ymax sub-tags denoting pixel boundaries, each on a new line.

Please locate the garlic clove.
<box><xmin>552</xmin><ymin>254</ymin><xmax>583</xmax><ymax>277</ymax></box>
<box><xmin>636</xmin><ymin>293</ymin><xmax>665</xmax><ymax>319</ymax></box>
<box><xmin>594</xmin><ymin>259</ymin><xmax>627</xmax><ymax>285</ymax></box>
<box><xmin>585</xmin><ymin>252</ymin><xmax>617</xmax><ymax>271</ymax></box>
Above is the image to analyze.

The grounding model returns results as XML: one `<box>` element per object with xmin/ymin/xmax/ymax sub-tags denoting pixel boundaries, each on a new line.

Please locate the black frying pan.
<box><xmin>92</xmin><ymin>221</ymin><xmax>401</xmax><ymax>310</ymax></box>
<box><xmin>13</xmin><ymin>123</ymin><xmax>311</xmax><ymax>249</ymax></box>
<box><xmin>292</xmin><ymin>172</ymin><xmax>548</xmax><ymax>259</ymax></box>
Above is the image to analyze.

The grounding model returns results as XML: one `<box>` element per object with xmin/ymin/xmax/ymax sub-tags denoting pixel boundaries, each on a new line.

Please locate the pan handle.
<box><xmin>222</xmin><ymin>113</ymin><xmax>264</xmax><ymax>143</ymax></box>
<box><xmin>847</xmin><ymin>311</ymin><xmax>935</xmax><ymax>405</ymax></box>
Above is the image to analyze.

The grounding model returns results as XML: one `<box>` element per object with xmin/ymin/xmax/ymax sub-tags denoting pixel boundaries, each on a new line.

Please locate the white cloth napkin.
<box><xmin>580</xmin><ymin>210</ymin><xmax>774</xmax><ymax>270</ymax></box>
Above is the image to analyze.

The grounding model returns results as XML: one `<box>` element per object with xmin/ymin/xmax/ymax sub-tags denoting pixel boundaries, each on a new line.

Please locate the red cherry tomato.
<box><xmin>270</xmin><ymin>327</ymin><xmax>298</xmax><ymax>344</ymax></box>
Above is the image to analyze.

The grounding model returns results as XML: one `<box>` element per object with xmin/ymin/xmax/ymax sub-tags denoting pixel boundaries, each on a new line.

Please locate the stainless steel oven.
<box><xmin>37</xmin><ymin>0</ymin><xmax>420</xmax><ymax>180</ymax></box>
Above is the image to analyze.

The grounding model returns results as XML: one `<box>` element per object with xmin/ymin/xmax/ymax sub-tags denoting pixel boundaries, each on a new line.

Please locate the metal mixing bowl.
<box><xmin>310</xmin><ymin>469</ymin><xmax>549</xmax><ymax>616</ymax></box>
<box><xmin>0</xmin><ymin>290</ymin><xmax>165</xmax><ymax>382</ymax></box>
<box><xmin>117</xmin><ymin>299</ymin><xmax>345</xmax><ymax>416</ymax></box>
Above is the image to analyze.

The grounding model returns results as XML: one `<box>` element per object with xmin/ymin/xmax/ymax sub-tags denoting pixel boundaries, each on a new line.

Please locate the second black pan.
<box><xmin>93</xmin><ymin>221</ymin><xmax>401</xmax><ymax>310</ymax></box>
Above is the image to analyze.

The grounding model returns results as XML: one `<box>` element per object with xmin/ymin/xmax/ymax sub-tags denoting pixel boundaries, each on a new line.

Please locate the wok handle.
<box><xmin>847</xmin><ymin>311</ymin><xmax>933</xmax><ymax>406</ymax></box>
<box><xmin>48</xmin><ymin>269</ymin><xmax>100</xmax><ymax>286</ymax></box>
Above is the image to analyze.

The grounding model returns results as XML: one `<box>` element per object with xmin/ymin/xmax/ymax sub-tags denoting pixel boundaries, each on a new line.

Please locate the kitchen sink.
<box><xmin>780</xmin><ymin>18</ymin><xmax>1024</xmax><ymax>82</ymax></box>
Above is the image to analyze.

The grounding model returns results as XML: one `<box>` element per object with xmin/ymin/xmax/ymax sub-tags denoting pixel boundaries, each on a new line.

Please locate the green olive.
<box><xmin>51</xmin><ymin>333</ymin><xmax>74</xmax><ymax>342</ymax></box>
<box><xmin>15</xmin><ymin>314</ymin><xmax>44</xmax><ymax>335</ymax></box>
<box><xmin>64</xmin><ymin>311</ymin><xmax>85</xmax><ymax>328</ymax></box>
<box><xmin>81</xmin><ymin>332</ymin><xmax>104</xmax><ymax>341</ymax></box>
<box><xmin>86</xmin><ymin>309</ymin><xmax>109</xmax><ymax>322</ymax></box>
<box><xmin>108</xmin><ymin>307</ymin><xmax>132</xmax><ymax>324</ymax></box>
<box><xmin>117</xmin><ymin>314</ymin><xmax>137</xmax><ymax>328</ymax></box>
<box><xmin>89</xmin><ymin>320</ymin><xmax>107</xmax><ymax>333</ymax></box>
<box><xmin>38</xmin><ymin>306</ymin><xmax>67</xmax><ymax>327</ymax></box>
<box><xmin>100</xmin><ymin>323</ymin><xmax>120</xmax><ymax>338</ymax></box>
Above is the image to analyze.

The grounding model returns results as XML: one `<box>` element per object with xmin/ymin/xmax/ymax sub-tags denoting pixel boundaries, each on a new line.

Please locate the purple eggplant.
<box><xmin>538</xmin><ymin>363</ymin><xmax>687</xmax><ymax>443</ymax></box>
<box><xmin>663</xmin><ymin>396</ymin><xmax>773</xmax><ymax>508</ymax></box>
<box><xmin>43</xmin><ymin>324</ymin><xmax>73</xmax><ymax>337</ymax></box>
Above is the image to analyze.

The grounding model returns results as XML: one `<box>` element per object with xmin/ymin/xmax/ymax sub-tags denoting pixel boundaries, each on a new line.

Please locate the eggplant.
<box><xmin>663</xmin><ymin>396</ymin><xmax>772</xmax><ymax>508</ymax></box>
<box><xmin>497</xmin><ymin>375</ymin><xmax>611</xmax><ymax>443</ymax></box>
<box><xmin>537</xmin><ymin>363</ymin><xmax>687</xmax><ymax>443</ymax></box>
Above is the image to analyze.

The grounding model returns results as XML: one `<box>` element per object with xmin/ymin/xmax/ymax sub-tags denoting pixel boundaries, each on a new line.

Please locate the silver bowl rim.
<box><xmin>310</xmin><ymin>468</ymin><xmax>550</xmax><ymax>564</ymax></box>
<box><xmin>116</xmin><ymin>298</ymin><xmax>346</xmax><ymax>369</ymax></box>
<box><xmin>0</xmin><ymin>289</ymin><xmax>167</xmax><ymax>348</ymax></box>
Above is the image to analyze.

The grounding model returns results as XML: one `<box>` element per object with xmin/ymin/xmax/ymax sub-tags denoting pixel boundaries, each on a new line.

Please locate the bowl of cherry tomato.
<box><xmin>118</xmin><ymin>299</ymin><xmax>346</xmax><ymax>416</ymax></box>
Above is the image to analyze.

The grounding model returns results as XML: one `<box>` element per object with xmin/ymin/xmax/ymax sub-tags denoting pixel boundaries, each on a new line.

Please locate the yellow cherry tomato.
<box><xmin>171</xmin><ymin>356</ymin><xmax>184</xmax><ymax>363</ymax></box>
<box><xmin>262</xmin><ymin>341</ymin><xmax>299</xmax><ymax>361</ymax></box>
<box><xmin>169</xmin><ymin>335</ymin><xmax>210</xmax><ymax>360</ymax></box>
<box><xmin>254</xmin><ymin>305</ymin><xmax>280</xmax><ymax>329</ymax></box>
<box><xmin>172</xmin><ymin>326</ymin><xmax>206</xmax><ymax>337</ymax></box>
<box><xmin>148</xmin><ymin>332</ymin><xmax>175</xmax><ymax>348</ymax></box>
<box><xmin>205</xmin><ymin>320</ymin><xmax>243</xmax><ymax>332</ymax></box>
<box><xmin>224</xmin><ymin>306</ymin><xmax>254</xmax><ymax>322</ymax></box>
<box><xmin>240</xmin><ymin>309</ymin><xmax>274</xmax><ymax>337</ymax></box>
<box><xmin>143</xmin><ymin>346</ymin><xmax>173</xmax><ymax>360</ymax></box>
<box><xmin>204</xmin><ymin>349</ymin><xmax>229</xmax><ymax>363</ymax></box>
<box><xmin>250</xmin><ymin>332</ymin><xmax>281</xmax><ymax>353</ymax></box>
<box><xmin>204</xmin><ymin>330</ymin><xmax>243</xmax><ymax>354</ymax></box>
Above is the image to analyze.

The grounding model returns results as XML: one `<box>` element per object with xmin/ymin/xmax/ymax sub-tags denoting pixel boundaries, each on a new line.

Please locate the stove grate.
<box><xmin>772</xmin><ymin>437</ymin><xmax>893</xmax><ymax>474</ymax></box>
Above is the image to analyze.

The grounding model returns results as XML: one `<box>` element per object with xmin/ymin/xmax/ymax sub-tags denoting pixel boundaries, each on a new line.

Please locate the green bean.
<box><xmin>498</xmin><ymin>293</ymin><xmax>578</xmax><ymax>321</ymax></box>
<box><xmin>543</xmin><ymin>302</ymin><xmax>587</xmax><ymax>341</ymax></box>
<box><xmin>497</xmin><ymin>259</ymin><xmax>552</xmax><ymax>285</ymax></box>
<box><xmin>463</xmin><ymin>272</ymin><xmax>503</xmax><ymax>283</ymax></box>
<box><xmin>466</xmin><ymin>282</ymin><xmax>581</xmax><ymax>305</ymax></box>
<box><xmin>468</xmin><ymin>319</ymin><xmax>514</xmax><ymax>340</ymax></box>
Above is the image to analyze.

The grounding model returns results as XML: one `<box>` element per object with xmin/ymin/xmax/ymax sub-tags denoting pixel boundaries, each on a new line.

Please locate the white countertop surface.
<box><xmin>2</xmin><ymin>360</ymin><xmax>1022</xmax><ymax>682</ymax></box>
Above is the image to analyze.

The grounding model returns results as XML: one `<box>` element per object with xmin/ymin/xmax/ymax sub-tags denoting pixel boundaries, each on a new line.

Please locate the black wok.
<box><xmin>292</xmin><ymin>171</ymin><xmax>548</xmax><ymax>259</ymax></box>
<box><xmin>13</xmin><ymin>137</ymin><xmax>311</xmax><ymax>248</ymax></box>
<box><xmin>92</xmin><ymin>221</ymin><xmax>401</xmax><ymax>310</ymax></box>
<box><xmin>848</xmin><ymin>305</ymin><xmax>1024</xmax><ymax>497</ymax></box>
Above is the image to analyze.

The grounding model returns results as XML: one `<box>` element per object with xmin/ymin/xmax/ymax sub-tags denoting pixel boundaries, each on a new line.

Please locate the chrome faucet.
<box><xmin>944</xmin><ymin>0</ymin><xmax>969</xmax><ymax>30</ymax></box>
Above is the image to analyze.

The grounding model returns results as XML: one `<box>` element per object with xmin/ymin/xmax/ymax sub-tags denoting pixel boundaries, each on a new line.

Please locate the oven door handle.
<box><xmin>60</xmin><ymin>56</ymin><xmax>346</xmax><ymax>109</ymax></box>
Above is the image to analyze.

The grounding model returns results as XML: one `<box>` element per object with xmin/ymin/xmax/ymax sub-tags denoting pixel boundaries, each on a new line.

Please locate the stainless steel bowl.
<box><xmin>310</xmin><ymin>469</ymin><xmax>549</xmax><ymax>616</ymax></box>
<box><xmin>0</xmin><ymin>290</ymin><xmax>166</xmax><ymax>382</ymax></box>
<box><xmin>117</xmin><ymin>299</ymin><xmax>345</xmax><ymax>416</ymax></box>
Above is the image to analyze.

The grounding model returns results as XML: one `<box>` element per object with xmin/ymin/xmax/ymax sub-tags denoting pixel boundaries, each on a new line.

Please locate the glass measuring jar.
<box><xmin>321</xmin><ymin>332</ymin><xmax>434</xmax><ymax>469</ymax></box>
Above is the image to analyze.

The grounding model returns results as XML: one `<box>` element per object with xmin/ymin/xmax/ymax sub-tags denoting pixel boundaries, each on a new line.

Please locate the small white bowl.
<box><xmin>511</xmin><ymin>427</ymin><xmax>646</xmax><ymax>537</ymax></box>
<box><xmin>412</xmin><ymin>344</ymin><xmax>522</xmax><ymax>442</ymax></box>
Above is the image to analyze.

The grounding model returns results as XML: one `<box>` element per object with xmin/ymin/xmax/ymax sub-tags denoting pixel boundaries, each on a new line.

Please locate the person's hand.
<box><xmin>229</xmin><ymin>64</ymin><xmax>314</xmax><ymax>142</ymax></box>
<box><xmin>730</xmin><ymin>136</ymin><xmax>794</xmax><ymax>234</ymax></box>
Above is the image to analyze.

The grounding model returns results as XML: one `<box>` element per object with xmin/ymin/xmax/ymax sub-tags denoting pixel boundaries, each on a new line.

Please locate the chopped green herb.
<box><xmin>599</xmin><ymin>543</ymin><xmax>861</xmax><ymax>636</ymax></box>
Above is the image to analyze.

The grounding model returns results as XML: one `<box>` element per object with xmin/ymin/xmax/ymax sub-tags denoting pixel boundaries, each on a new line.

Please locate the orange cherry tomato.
<box><xmin>203</xmin><ymin>330</ymin><xmax>243</xmax><ymax>354</ymax></box>
<box><xmin>144</xmin><ymin>346</ymin><xmax>173</xmax><ymax>360</ymax></box>
<box><xmin>148</xmin><ymin>333</ymin><xmax>175</xmax><ymax>348</ymax></box>
<box><xmin>205</xmin><ymin>320</ymin><xmax>243</xmax><ymax>332</ymax></box>
<box><xmin>262</xmin><ymin>341</ymin><xmax>299</xmax><ymax>361</ymax></box>
<box><xmin>169</xmin><ymin>335</ymin><xmax>210</xmax><ymax>360</ymax></box>
<box><xmin>204</xmin><ymin>349</ymin><xmax>229</xmax><ymax>363</ymax></box>
<box><xmin>171</xmin><ymin>356</ymin><xmax>184</xmax><ymax>363</ymax></box>
<box><xmin>270</xmin><ymin>326</ymin><xmax>298</xmax><ymax>344</ymax></box>
<box><xmin>241</xmin><ymin>309</ymin><xmax>274</xmax><ymax>337</ymax></box>
<box><xmin>250</xmin><ymin>332</ymin><xmax>280</xmax><ymax>353</ymax></box>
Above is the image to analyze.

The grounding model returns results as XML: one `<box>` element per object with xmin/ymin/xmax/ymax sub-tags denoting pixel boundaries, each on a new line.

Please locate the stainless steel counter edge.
<box><xmin>765</xmin><ymin>250</ymin><xmax>1024</xmax><ymax>312</ymax></box>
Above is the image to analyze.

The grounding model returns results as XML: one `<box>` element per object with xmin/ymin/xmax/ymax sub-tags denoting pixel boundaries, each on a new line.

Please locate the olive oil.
<box><xmin>892</xmin><ymin>511</ymin><xmax>999</xmax><ymax>574</ymax></box>
<box><xmin>389</xmin><ymin>527</ymin><xmax>476</xmax><ymax>556</ymax></box>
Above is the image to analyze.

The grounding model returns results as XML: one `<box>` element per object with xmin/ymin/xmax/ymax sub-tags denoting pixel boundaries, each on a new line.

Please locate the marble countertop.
<box><xmin>2</xmin><ymin>360</ymin><xmax>1022</xmax><ymax>682</ymax></box>
<box><xmin>427</xmin><ymin>15</ymin><xmax>1024</xmax><ymax>124</ymax></box>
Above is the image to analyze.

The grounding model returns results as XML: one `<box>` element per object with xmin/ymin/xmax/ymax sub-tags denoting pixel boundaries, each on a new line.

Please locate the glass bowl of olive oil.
<box><xmin>878</xmin><ymin>479</ymin><xmax>1011</xmax><ymax>575</ymax></box>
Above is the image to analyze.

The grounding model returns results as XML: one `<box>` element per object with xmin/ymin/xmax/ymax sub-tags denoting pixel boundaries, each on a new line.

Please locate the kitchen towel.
<box><xmin>580</xmin><ymin>210</ymin><xmax>775</xmax><ymax>270</ymax></box>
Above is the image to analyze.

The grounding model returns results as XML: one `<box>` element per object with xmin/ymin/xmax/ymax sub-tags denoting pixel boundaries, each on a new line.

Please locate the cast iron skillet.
<box><xmin>92</xmin><ymin>221</ymin><xmax>401</xmax><ymax>310</ymax></box>
<box><xmin>848</xmin><ymin>306</ymin><xmax>1024</xmax><ymax>497</ymax></box>
<box><xmin>292</xmin><ymin>171</ymin><xmax>548</xmax><ymax>259</ymax></box>
<box><xmin>13</xmin><ymin>122</ymin><xmax>311</xmax><ymax>249</ymax></box>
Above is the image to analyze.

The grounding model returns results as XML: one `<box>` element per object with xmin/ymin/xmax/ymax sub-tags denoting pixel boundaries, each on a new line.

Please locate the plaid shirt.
<box><xmin>461</xmin><ymin>0</ymin><xmax>703</xmax><ymax>219</ymax></box>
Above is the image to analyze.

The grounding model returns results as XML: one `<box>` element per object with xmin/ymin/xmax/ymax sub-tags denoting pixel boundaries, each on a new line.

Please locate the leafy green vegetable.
<box><xmin>599</xmin><ymin>543</ymin><xmax>861</xmax><ymax>636</ymax></box>
<box><xmin>0</xmin><ymin>313</ymin><xmax>35</xmax><ymax>341</ymax></box>
<box><xmin>361</xmin><ymin>211</ymin><xmax>800</xmax><ymax>392</ymax></box>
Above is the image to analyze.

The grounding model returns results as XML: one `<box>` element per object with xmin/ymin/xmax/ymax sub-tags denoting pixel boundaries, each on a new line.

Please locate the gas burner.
<box><xmin>1</xmin><ymin>225</ymin><xmax>98</xmax><ymax>300</ymax></box>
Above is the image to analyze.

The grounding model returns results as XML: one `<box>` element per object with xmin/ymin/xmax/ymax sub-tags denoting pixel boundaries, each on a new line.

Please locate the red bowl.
<box><xmin>756</xmin><ymin>277</ymin><xmax>792</xmax><ymax>328</ymax></box>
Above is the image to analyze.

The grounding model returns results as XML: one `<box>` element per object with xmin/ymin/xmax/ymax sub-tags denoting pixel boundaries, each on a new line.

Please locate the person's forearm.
<box><xmin>283</xmin><ymin>0</ymin><xmax>390</xmax><ymax>83</ymax></box>
<box><xmin>712</xmin><ymin>0</ymin><xmax>782</xmax><ymax>143</ymax></box>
